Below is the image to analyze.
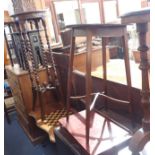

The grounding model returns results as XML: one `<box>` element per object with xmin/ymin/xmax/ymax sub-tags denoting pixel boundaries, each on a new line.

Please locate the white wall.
<box><xmin>4</xmin><ymin>0</ymin><xmax>14</xmax><ymax>15</ymax></box>
<box><xmin>118</xmin><ymin>0</ymin><xmax>141</xmax><ymax>15</ymax></box>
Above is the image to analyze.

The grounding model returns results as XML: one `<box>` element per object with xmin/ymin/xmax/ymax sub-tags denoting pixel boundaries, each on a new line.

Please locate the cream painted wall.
<box><xmin>4</xmin><ymin>0</ymin><xmax>14</xmax><ymax>15</ymax></box>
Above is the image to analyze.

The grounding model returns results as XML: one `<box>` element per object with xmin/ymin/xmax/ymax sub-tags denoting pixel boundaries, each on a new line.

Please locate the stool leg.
<box><xmin>122</xmin><ymin>33</ymin><xmax>132</xmax><ymax>89</ymax></box>
<box><xmin>102</xmin><ymin>37</ymin><xmax>108</xmax><ymax>110</ymax></box>
<box><xmin>121</xmin><ymin>33</ymin><xmax>134</xmax><ymax>127</ymax></box>
<box><xmin>66</xmin><ymin>30</ymin><xmax>75</xmax><ymax>122</ymax></box>
<box><xmin>85</xmin><ymin>31</ymin><xmax>93</xmax><ymax>150</ymax></box>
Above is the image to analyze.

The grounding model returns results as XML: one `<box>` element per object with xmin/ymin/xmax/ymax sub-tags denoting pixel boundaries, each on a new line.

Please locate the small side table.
<box><xmin>66</xmin><ymin>24</ymin><xmax>133</xmax><ymax>150</ymax></box>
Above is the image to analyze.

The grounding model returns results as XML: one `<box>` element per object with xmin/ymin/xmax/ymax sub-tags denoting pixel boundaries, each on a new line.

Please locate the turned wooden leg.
<box><xmin>129</xmin><ymin>22</ymin><xmax>150</xmax><ymax>155</ymax></box>
<box><xmin>137</xmin><ymin>23</ymin><xmax>150</xmax><ymax>132</ymax></box>
<box><xmin>121</xmin><ymin>33</ymin><xmax>134</xmax><ymax>127</ymax></box>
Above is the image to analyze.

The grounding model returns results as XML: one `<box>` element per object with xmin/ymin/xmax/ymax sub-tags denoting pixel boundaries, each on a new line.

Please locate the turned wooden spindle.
<box><xmin>22</xmin><ymin>22</ymin><xmax>40</xmax><ymax>87</ymax></box>
<box><xmin>137</xmin><ymin>23</ymin><xmax>150</xmax><ymax>132</ymax></box>
<box><xmin>15</xmin><ymin>22</ymin><xmax>28</xmax><ymax>70</ymax></box>
<box><xmin>29</xmin><ymin>20</ymin><xmax>33</xmax><ymax>30</ymax></box>
<box><xmin>41</xmin><ymin>18</ymin><xmax>58</xmax><ymax>81</ymax></box>
<box><xmin>15</xmin><ymin>22</ymin><xmax>29</xmax><ymax>70</ymax></box>
<box><xmin>22</xmin><ymin>21</ymin><xmax>45</xmax><ymax>119</ymax></box>
<box><xmin>8</xmin><ymin>23</ymin><xmax>22</xmax><ymax>67</ymax></box>
<box><xmin>34</xmin><ymin>18</ymin><xmax>52</xmax><ymax>84</ymax></box>
<box><xmin>121</xmin><ymin>8</ymin><xmax>150</xmax><ymax>154</ymax></box>
<box><xmin>16</xmin><ymin>21</ymin><xmax>45</xmax><ymax>119</ymax></box>
<box><xmin>41</xmin><ymin>18</ymin><xmax>64</xmax><ymax>103</ymax></box>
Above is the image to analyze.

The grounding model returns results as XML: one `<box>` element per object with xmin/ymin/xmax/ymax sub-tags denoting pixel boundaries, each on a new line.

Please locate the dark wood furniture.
<box><xmin>53</xmin><ymin>51</ymin><xmax>143</xmax><ymax>121</ymax></box>
<box><xmin>10</xmin><ymin>10</ymin><xmax>65</xmax><ymax>120</ymax></box>
<box><xmin>121</xmin><ymin>8</ymin><xmax>150</xmax><ymax>154</ymax></box>
<box><xmin>6</xmin><ymin>10</ymin><xmax>71</xmax><ymax>143</ymax></box>
<box><xmin>65</xmin><ymin>24</ymin><xmax>133</xmax><ymax>152</ymax></box>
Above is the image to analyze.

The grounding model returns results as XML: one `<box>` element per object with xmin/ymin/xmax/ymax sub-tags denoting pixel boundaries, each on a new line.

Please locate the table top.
<box><xmin>121</xmin><ymin>8</ymin><xmax>150</xmax><ymax>24</ymax></box>
<box><xmin>66</xmin><ymin>24</ymin><xmax>126</xmax><ymax>29</ymax></box>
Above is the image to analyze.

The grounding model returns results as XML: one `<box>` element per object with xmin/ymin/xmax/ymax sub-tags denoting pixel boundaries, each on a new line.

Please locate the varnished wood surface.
<box><xmin>59</xmin><ymin>110</ymin><xmax>131</xmax><ymax>155</ymax></box>
<box><xmin>66</xmin><ymin>23</ymin><xmax>132</xmax><ymax>149</ymax></box>
<box><xmin>66</xmin><ymin>24</ymin><xmax>126</xmax><ymax>29</ymax></box>
<box><xmin>121</xmin><ymin>8</ymin><xmax>150</xmax><ymax>24</ymax></box>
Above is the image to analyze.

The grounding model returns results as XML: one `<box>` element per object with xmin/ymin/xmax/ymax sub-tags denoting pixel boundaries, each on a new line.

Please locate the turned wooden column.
<box><xmin>137</xmin><ymin>23</ymin><xmax>150</xmax><ymax>131</ymax></box>
<box><xmin>121</xmin><ymin>8</ymin><xmax>150</xmax><ymax>131</ymax></box>
<box><xmin>121</xmin><ymin>8</ymin><xmax>150</xmax><ymax>154</ymax></box>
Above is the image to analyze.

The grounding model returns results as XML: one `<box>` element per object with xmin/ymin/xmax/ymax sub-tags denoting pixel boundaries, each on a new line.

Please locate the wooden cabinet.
<box><xmin>6</xmin><ymin>65</ymin><xmax>47</xmax><ymax>144</ymax></box>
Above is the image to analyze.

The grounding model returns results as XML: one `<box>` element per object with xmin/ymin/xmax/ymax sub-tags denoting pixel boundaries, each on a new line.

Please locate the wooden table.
<box><xmin>66</xmin><ymin>24</ymin><xmax>132</xmax><ymax>149</ymax></box>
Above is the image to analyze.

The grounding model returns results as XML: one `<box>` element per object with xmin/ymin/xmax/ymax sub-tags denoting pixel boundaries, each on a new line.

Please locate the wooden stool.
<box><xmin>66</xmin><ymin>24</ymin><xmax>133</xmax><ymax>150</ymax></box>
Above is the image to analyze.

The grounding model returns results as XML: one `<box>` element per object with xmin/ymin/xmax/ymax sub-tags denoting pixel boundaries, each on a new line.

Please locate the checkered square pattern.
<box><xmin>42</xmin><ymin>108</ymin><xmax>72</xmax><ymax>127</ymax></box>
